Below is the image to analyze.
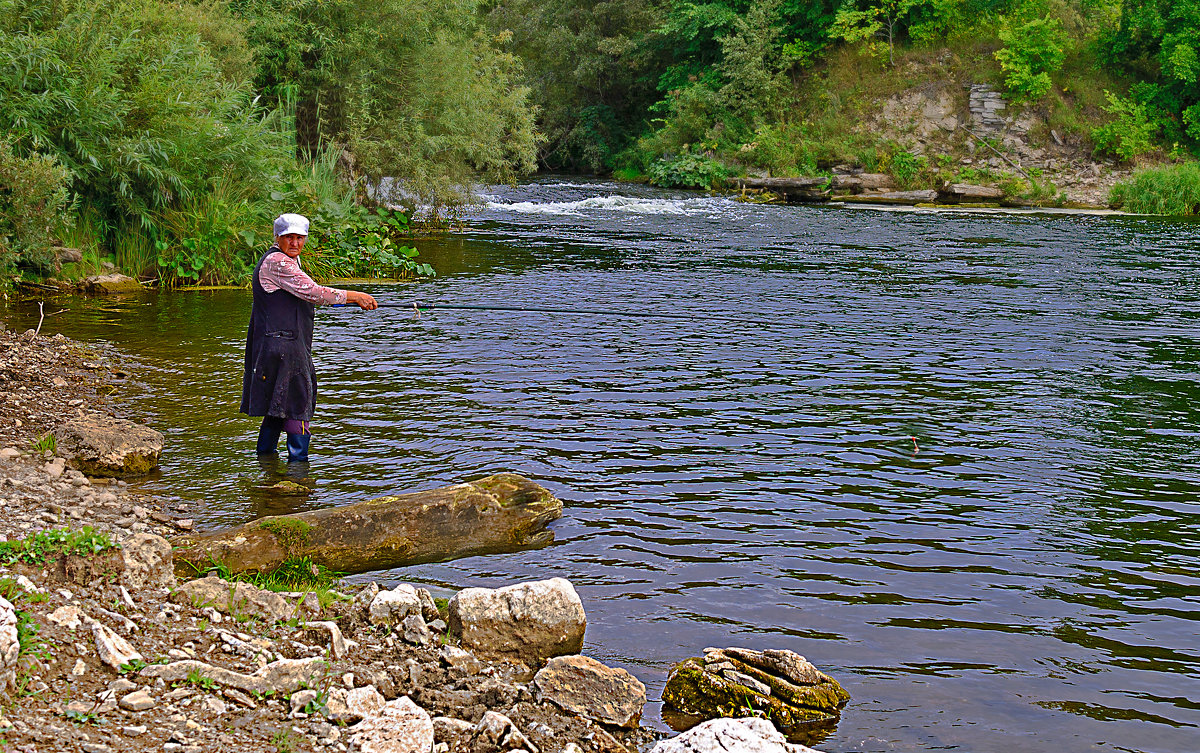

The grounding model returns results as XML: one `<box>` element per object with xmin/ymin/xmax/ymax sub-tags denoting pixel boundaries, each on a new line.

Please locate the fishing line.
<box><xmin>333</xmin><ymin>302</ymin><xmax>742</xmax><ymax>323</ymax></box>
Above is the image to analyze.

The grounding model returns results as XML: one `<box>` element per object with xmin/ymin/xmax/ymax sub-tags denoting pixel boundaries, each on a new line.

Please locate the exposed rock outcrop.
<box><xmin>54</xmin><ymin>413</ymin><xmax>163</xmax><ymax>477</ymax></box>
<box><xmin>662</xmin><ymin>648</ymin><xmax>849</xmax><ymax>727</ymax></box>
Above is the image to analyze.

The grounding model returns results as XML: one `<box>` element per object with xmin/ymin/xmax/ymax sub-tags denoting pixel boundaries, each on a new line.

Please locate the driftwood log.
<box><xmin>171</xmin><ymin>473</ymin><xmax>562</xmax><ymax>578</ymax></box>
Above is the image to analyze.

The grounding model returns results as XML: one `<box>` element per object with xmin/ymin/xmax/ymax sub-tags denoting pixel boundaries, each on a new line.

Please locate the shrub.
<box><xmin>994</xmin><ymin>15</ymin><xmax>1065</xmax><ymax>103</ymax></box>
<box><xmin>885</xmin><ymin>149</ymin><xmax>928</xmax><ymax>188</ymax></box>
<box><xmin>0</xmin><ymin>137</ymin><xmax>72</xmax><ymax>272</ymax></box>
<box><xmin>1092</xmin><ymin>91</ymin><xmax>1158</xmax><ymax>163</ymax></box>
<box><xmin>1109</xmin><ymin>162</ymin><xmax>1200</xmax><ymax>215</ymax></box>
<box><xmin>647</xmin><ymin>153</ymin><xmax>728</xmax><ymax>189</ymax></box>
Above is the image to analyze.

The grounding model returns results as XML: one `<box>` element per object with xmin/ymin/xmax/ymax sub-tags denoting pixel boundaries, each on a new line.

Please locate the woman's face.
<box><xmin>276</xmin><ymin>233</ymin><xmax>307</xmax><ymax>257</ymax></box>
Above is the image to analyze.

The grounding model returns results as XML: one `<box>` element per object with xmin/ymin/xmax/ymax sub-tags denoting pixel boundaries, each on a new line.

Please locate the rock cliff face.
<box><xmin>861</xmin><ymin>79</ymin><xmax>1134</xmax><ymax>207</ymax></box>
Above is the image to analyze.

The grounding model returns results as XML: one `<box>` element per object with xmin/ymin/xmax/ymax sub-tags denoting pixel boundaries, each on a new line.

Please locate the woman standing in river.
<box><xmin>240</xmin><ymin>213</ymin><xmax>378</xmax><ymax>462</ymax></box>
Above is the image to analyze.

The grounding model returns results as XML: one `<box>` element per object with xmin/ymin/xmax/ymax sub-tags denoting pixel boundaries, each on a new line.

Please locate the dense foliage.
<box><xmin>0</xmin><ymin>0</ymin><xmax>535</xmax><ymax>282</ymax></box>
<box><xmin>4</xmin><ymin>0</ymin><xmax>1200</xmax><ymax>263</ymax></box>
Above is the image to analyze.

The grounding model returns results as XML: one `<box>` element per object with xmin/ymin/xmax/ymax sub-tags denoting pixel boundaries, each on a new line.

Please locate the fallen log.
<box><xmin>171</xmin><ymin>473</ymin><xmax>562</xmax><ymax>578</ymax></box>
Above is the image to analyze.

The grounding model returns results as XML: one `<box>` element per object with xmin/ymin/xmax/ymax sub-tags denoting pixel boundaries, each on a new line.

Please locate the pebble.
<box><xmin>122</xmin><ymin>725</ymin><xmax>147</xmax><ymax>736</ymax></box>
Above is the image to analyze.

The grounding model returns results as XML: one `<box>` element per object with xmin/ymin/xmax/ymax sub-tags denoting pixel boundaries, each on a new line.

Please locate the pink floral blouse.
<box><xmin>259</xmin><ymin>251</ymin><xmax>346</xmax><ymax>305</ymax></box>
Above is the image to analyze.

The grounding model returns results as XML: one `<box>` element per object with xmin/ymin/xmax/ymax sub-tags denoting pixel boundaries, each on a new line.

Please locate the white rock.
<box><xmin>368</xmin><ymin>584</ymin><xmax>422</xmax><ymax>626</ymax></box>
<box><xmin>307</xmin><ymin>621</ymin><xmax>347</xmax><ymax>659</ymax></box>
<box><xmin>92</xmin><ymin>621</ymin><xmax>142</xmax><ymax>670</ymax></box>
<box><xmin>120</xmin><ymin>533</ymin><xmax>175</xmax><ymax>590</ymax></box>
<box><xmin>327</xmin><ymin>684</ymin><xmax>386</xmax><ymax>724</ymax></box>
<box><xmin>447</xmin><ymin>578</ymin><xmax>586</xmax><ymax>663</ymax></box>
<box><xmin>347</xmin><ymin>696</ymin><xmax>433</xmax><ymax>753</ymax></box>
<box><xmin>650</xmin><ymin>717</ymin><xmax>826</xmax><ymax>753</ymax></box>
<box><xmin>14</xmin><ymin>575</ymin><xmax>43</xmax><ymax>595</ymax></box>
<box><xmin>0</xmin><ymin>596</ymin><xmax>18</xmax><ymax>692</ymax></box>
<box><xmin>0</xmin><ymin>448</ymin><xmax>20</xmax><ymax>460</ymax></box>
<box><xmin>118</xmin><ymin>689</ymin><xmax>155</xmax><ymax>711</ymax></box>
<box><xmin>473</xmin><ymin>710</ymin><xmax>539</xmax><ymax>753</ymax></box>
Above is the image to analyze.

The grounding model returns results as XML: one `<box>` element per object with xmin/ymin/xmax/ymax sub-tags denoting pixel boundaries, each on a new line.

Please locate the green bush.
<box><xmin>885</xmin><ymin>148</ymin><xmax>928</xmax><ymax>188</ymax></box>
<box><xmin>994</xmin><ymin>15</ymin><xmax>1065</xmax><ymax>103</ymax></box>
<box><xmin>1109</xmin><ymin>162</ymin><xmax>1200</xmax><ymax>215</ymax></box>
<box><xmin>0</xmin><ymin>137</ymin><xmax>72</xmax><ymax>272</ymax></box>
<box><xmin>647</xmin><ymin>153</ymin><xmax>729</xmax><ymax>189</ymax></box>
<box><xmin>1092</xmin><ymin>91</ymin><xmax>1158</xmax><ymax>163</ymax></box>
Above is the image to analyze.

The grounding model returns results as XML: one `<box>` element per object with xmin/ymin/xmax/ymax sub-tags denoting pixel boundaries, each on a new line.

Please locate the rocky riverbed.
<box><xmin>0</xmin><ymin>325</ymin><xmax>837</xmax><ymax>753</ymax></box>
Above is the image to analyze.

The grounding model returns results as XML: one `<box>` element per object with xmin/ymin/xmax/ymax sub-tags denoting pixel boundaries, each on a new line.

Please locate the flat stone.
<box><xmin>118</xmin><ymin>690</ymin><xmax>155</xmax><ymax>711</ymax></box>
<box><xmin>54</xmin><ymin>414</ymin><xmax>162</xmax><ymax>477</ymax></box>
<box><xmin>533</xmin><ymin>655</ymin><xmax>646</xmax><ymax>728</ymax></box>
<box><xmin>141</xmin><ymin>657</ymin><xmax>325</xmax><ymax>696</ymax></box>
<box><xmin>92</xmin><ymin>621</ymin><xmax>142</xmax><ymax>670</ymax></box>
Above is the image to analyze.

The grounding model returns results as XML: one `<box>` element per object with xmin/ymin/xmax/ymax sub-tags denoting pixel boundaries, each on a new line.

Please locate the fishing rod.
<box><xmin>334</xmin><ymin>302</ymin><xmax>740</xmax><ymax>323</ymax></box>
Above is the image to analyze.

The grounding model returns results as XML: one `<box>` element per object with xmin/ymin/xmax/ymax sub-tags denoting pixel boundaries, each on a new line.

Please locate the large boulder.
<box><xmin>650</xmin><ymin>717</ymin><xmax>826</xmax><ymax>753</ymax></box>
<box><xmin>170</xmin><ymin>575</ymin><xmax>293</xmax><ymax>622</ymax></box>
<box><xmin>347</xmin><ymin>695</ymin><xmax>434</xmax><ymax>753</ymax></box>
<box><xmin>80</xmin><ymin>274</ymin><xmax>142</xmax><ymax>295</ymax></box>
<box><xmin>662</xmin><ymin>648</ymin><xmax>849</xmax><ymax>727</ymax></box>
<box><xmin>533</xmin><ymin>655</ymin><xmax>646</xmax><ymax>728</ymax></box>
<box><xmin>121</xmin><ymin>533</ymin><xmax>175</xmax><ymax>590</ymax></box>
<box><xmin>55</xmin><ymin>414</ymin><xmax>162</xmax><ymax>477</ymax></box>
<box><xmin>447</xmin><ymin>578</ymin><xmax>585</xmax><ymax>664</ymax></box>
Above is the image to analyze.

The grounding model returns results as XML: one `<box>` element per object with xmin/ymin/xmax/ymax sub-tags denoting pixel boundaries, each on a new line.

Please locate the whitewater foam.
<box><xmin>486</xmin><ymin>195</ymin><xmax>713</xmax><ymax>216</ymax></box>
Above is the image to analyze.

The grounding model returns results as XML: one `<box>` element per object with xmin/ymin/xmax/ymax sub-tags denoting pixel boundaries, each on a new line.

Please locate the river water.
<box><xmin>8</xmin><ymin>179</ymin><xmax>1200</xmax><ymax>752</ymax></box>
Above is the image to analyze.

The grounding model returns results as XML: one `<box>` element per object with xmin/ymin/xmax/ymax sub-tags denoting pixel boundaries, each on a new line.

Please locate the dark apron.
<box><xmin>239</xmin><ymin>247</ymin><xmax>317</xmax><ymax>420</ymax></box>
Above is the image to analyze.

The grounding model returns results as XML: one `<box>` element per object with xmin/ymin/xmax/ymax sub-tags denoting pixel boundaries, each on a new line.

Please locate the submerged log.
<box><xmin>171</xmin><ymin>473</ymin><xmax>562</xmax><ymax>578</ymax></box>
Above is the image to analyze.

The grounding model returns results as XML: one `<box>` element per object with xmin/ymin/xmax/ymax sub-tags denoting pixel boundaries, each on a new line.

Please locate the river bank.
<box><xmin>0</xmin><ymin>326</ymin><xmax>685</xmax><ymax>753</ymax></box>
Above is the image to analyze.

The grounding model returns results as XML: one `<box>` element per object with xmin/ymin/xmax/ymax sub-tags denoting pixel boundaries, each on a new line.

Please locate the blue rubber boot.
<box><xmin>256</xmin><ymin>416</ymin><xmax>285</xmax><ymax>456</ymax></box>
<box><xmin>286</xmin><ymin>431</ymin><xmax>310</xmax><ymax>463</ymax></box>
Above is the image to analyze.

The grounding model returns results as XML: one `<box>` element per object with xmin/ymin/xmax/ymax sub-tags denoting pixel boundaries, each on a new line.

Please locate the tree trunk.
<box><xmin>170</xmin><ymin>473</ymin><xmax>563</xmax><ymax>579</ymax></box>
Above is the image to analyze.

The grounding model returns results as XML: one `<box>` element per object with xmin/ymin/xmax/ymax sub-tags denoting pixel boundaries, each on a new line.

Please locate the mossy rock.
<box><xmin>662</xmin><ymin>651</ymin><xmax>849</xmax><ymax>728</ymax></box>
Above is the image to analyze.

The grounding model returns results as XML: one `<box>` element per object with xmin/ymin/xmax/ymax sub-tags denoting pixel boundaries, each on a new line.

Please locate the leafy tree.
<box><xmin>994</xmin><ymin>13</ymin><xmax>1066</xmax><ymax>102</ymax></box>
<box><xmin>233</xmin><ymin>0</ymin><xmax>540</xmax><ymax>203</ymax></box>
<box><xmin>485</xmin><ymin>0</ymin><xmax>666</xmax><ymax>171</ymax></box>
<box><xmin>1100</xmin><ymin>0</ymin><xmax>1200</xmax><ymax>147</ymax></box>
<box><xmin>828</xmin><ymin>0</ymin><xmax>930</xmax><ymax>67</ymax></box>
<box><xmin>1092</xmin><ymin>90</ymin><xmax>1157</xmax><ymax>160</ymax></box>
<box><xmin>718</xmin><ymin>0</ymin><xmax>788</xmax><ymax>119</ymax></box>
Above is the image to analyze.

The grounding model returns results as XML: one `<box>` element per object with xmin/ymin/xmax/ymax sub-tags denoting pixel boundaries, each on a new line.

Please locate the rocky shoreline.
<box><xmin>0</xmin><ymin>326</ymin><xmax>843</xmax><ymax>753</ymax></box>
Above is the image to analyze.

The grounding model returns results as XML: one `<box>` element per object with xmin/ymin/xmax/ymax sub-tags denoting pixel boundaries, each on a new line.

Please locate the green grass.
<box><xmin>0</xmin><ymin>527</ymin><xmax>117</xmax><ymax>567</ymax></box>
<box><xmin>179</xmin><ymin>668</ymin><xmax>218</xmax><ymax>691</ymax></box>
<box><xmin>188</xmin><ymin>554</ymin><xmax>346</xmax><ymax>610</ymax></box>
<box><xmin>29</xmin><ymin>433</ymin><xmax>55</xmax><ymax>453</ymax></box>
<box><xmin>1110</xmin><ymin>162</ymin><xmax>1200</xmax><ymax>215</ymax></box>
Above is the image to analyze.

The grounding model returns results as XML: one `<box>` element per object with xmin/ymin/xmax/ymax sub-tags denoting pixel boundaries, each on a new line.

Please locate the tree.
<box><xmin>828</xmin><ymin>0</ymin><xmax>929</xmax><ymax>67</ymax></box>
<box><xmin>994</xmin><ymin>14</ymin><xmax>1066</xmax><ymax>102</ymax></box>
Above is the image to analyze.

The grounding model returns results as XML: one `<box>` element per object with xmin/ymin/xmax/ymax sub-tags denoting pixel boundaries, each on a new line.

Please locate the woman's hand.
<box><xmin>346</xmin><ymin>290</ymin><xmax>378</xmax><ymax>310</ymax></box>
